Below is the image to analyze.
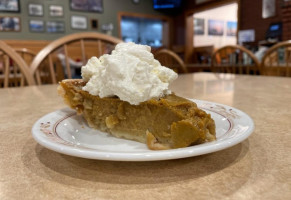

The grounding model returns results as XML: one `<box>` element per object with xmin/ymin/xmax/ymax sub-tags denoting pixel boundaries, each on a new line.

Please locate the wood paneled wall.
<box><xmin>240</xmin><ymin>0</ymin><xmax>283</xmax><ymax>43</ymax></box>
<box><xmin>3</xmin><ymin>39</ymin><xmax>111</xmax><ymax>62</ymax></box>
<box><xmin>4</xmin><ymin>40</ymin><xmax>50</xmax><ymax>54</ymax></box>
<box><xmin>282</xmin><ymin>1</ymin><xmax>291</xmax><ymax>41</ymax></box>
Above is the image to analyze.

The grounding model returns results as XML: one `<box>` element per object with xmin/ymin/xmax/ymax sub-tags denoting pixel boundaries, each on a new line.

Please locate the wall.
<box><xmin>282</xmin><ymin>0</ymin><xmax>291</xmax><ymax>41</ymax></box>
<box><xmin>0</xmin><ymin>0</ymin><xmax>165</xmax><ymax>41</ymax></box>
<box><xmin>240</xmin><ymin>0</ymin><xmax>283</xmax><ymax>43</ymax></box>
<box><xmin>193</xmin><ymin>3</ymin><xmax>237</xmax><ymax>48</ymax></box>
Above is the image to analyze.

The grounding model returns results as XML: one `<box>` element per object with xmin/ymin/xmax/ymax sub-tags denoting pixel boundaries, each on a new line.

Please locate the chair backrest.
<box><xmin>261</xmin><ymin>40</ymin><xmax>291</xmax><ymax>77</ymax></box>
<box><xmin>193</xmin><ymin>45</ymin><xmax>214</xmax><ymax>64</ymax></box>
<box><xmin>154</xmin><ymin>49</ymin><xmax>188</xmax><ymax>73</ymax></box>
<box><xmin>211</xmin><ymin>45</ymin><xmax>260</xmax><ymax>75</ymax></box>
<box><xmin>15</xmin><ymin>48</ymin><xmax>37</xmax><ymax>66</ymax></box>
<box><xmin>30</xmin><ymin>32</ymin><xmax>123</xmax><ymax>85</ymax></box>
<box><xmin>0</xmin><ymin>41</ymin><xmax>35</xmax><ymax>88</ymax></box>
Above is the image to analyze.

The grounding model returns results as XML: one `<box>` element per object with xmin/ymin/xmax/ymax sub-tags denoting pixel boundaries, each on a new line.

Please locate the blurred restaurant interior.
<box><xmin>0</xmin><ymin>0</ymin><xmax>291</xmax><ymax>86</ymax></box>
<box><xmin>1</xmin><ymin>1</ymin><xmax>291</xmax><ymax>199</ymax></box>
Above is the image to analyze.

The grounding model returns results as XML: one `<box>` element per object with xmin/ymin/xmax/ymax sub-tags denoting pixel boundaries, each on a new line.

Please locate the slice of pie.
<box><xmin>58</xmin><ymin>79</ymin><xmax>216</xmax><ymax>150</ymax></box>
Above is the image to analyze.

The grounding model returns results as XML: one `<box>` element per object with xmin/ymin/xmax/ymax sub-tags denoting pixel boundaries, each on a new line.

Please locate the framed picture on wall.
<box><xmin>194</xmin><ymin>18</ymin><xmax>204</xmax><ymax>35</ymax></box>
<box><xmin>47</xmin><ymin>21</ymin><xmax>65</xmax><ymax>33</ymax></box>
<box><xmin>101</xmin><ymin>23</ymin><xmax>113</xmax><ymax>35</ymax></box>
<box><xmin>49</xmin><ymin>5</ymin><xmax>64</xmax><ymax>17</ymax></box>
<box><xmin>262</xmin><ymin>0</ymin><xmax>276</xmax><ymax>18</ymax></box>
<box><xmin>226</xmin><ymin>21</ymin><xmax>237</xmax><ymax>36</ymax></box>
<box><xmin>208</xmin><ymin>19</ymin><xmax>224</xmax><ymax>36</ymax></box>
<box><xmin>28</xmin><ymin>3</ymin><xmax>44</xmax><ymax>16</ymax></box>
<box><xmin>71</xmin><ymin>15</ymin><xmax>87</xmax><ymax>30</ymax></box>
<box><xmin>0</xmin><ymin>0</ymin><xmax>20</xmax><ymax>13</ymax></box>
<box><xmin>70</xmin><ymin>0</ymin><xmax>103</xmax><ymax>13</ymax></box>
<box><xmin>29</xmin><ymin>20</ymin><xmax>44</xmax><ymax>32</ymax></box>
<box><xmin>238</xmin><ymin>29</ymin><xmax>255</xmax><ymax>44</ymax></box>
<box><xmin>0</xmin><ymin>16</ymin><xmax>20</xmax><ymax>31</ymax></box>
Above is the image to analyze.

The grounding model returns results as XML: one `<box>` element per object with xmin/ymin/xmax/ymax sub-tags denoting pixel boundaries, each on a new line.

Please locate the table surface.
<box><xmin>0</xmin><ymin>72</ymin><xmax>290</xmax><ymax>200</ymax></box>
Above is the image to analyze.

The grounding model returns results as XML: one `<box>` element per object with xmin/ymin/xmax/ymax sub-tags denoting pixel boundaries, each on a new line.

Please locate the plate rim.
<box><xmin>31</xmin><ymin>99</ymin><xmax>255</xmax><ymax>161</ymax></box>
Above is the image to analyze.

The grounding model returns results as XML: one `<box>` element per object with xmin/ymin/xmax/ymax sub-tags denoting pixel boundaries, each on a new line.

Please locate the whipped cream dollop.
<box><xmin>81</xmin><ymin>42</ymin><xmax>178</xmax><ymax>105</ymax></box>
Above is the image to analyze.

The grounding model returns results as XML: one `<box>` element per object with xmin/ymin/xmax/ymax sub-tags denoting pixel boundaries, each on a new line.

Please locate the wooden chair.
<box><xmin>211</xmin><ymin>45</ymin><xmax>260</xmax><ymax>75</ymax></box>
<box><xmin>15</xmin><ymin>48</ymin><xmax>37</xmax><ymax>66</ymax></box>
<box><xmin>193</xmin><ymin>45</ymin><xmax>214</xmax><ymax>64</ymax></box>
<box><xmin>261</xmin><ymin>40</ymin><xmax>291</xmax><ymax>77</ymax></box>
<box><xmin>0</xmin><ymin>41</ymin><xmax>35</xmax><ymax>88</ymax></box>
<box><xmin>30</xmin><ymin>32</ymin><xmax>123</xmax><ymax>85</ymax></box>
<box><xmin>154</xmin><ymin>49</ymin><xmax>188</xmax><ymax>73</ymax></box>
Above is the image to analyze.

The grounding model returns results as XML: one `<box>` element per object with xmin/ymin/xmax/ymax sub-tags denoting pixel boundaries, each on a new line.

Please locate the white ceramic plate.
<box><xmin>32</xmin><ymin>100</ymin><xmax>254</xmax><ymax>161</ymax></box>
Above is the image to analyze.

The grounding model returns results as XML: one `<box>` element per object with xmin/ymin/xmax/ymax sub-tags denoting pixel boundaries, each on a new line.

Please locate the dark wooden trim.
<box><xmin>237</xmin><ymin>0</ymin><xmax>241</xmax><ymax>39</ymax></box>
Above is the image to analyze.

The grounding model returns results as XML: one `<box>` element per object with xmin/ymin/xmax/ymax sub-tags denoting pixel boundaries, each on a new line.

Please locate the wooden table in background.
<box><xmin>0</xmin><ymin>72</ymin><xmax>290</xmax><ymax>200</ymax></box>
